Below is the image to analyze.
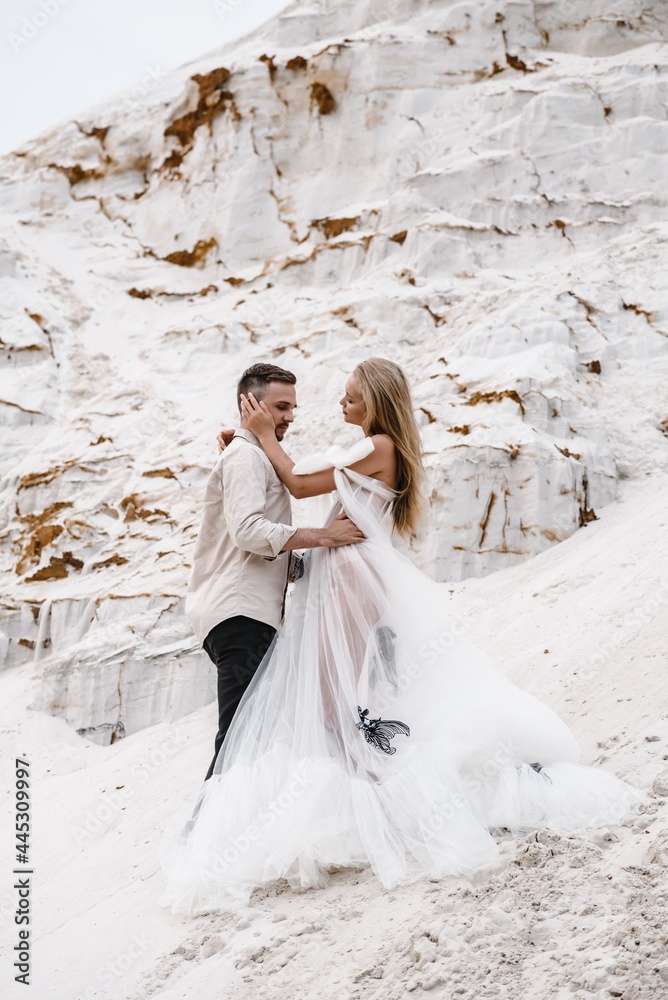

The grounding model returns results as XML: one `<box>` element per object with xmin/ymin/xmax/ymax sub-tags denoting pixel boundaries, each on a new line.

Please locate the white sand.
<box><xmin>1</xmin><ymin>470</ymin><xmax>667</xmax><ymax>999</ymax></box>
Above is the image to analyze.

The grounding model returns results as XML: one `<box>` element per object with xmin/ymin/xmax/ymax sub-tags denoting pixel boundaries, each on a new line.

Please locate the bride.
<box><xmin>159</xmin><ymin>357</ymin><xmax>647</xmax><ymax>914</ymax></box>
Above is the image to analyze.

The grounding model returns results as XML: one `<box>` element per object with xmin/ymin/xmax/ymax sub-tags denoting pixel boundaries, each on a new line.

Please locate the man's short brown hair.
<box><xmin>236</xmin><ymin>363</ymin><xmax>297</xmax><ymax>412</ymax></box>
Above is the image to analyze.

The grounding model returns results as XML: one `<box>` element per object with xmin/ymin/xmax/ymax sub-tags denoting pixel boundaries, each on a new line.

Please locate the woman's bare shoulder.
<box><xmin>369</xmin><ymin>433</ymin><xmax>396</xmax><ymax>457</ymax></box>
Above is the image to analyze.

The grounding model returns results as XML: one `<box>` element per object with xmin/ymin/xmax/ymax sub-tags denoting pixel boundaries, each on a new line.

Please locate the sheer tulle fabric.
<box><xmin>159</xmin><ymin>446</ymin><xmax>647</xmax><ymax>914</ymax></box>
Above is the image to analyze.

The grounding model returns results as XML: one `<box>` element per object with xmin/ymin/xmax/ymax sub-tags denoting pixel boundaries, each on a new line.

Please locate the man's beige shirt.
<box><xmin>185</xmin><ymin>428</ymin><xmax>297</xmax><ymax>643</ymax></box>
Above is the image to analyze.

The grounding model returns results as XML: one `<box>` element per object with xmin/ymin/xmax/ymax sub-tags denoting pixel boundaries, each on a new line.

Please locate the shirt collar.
<box><xmin>233</xmin><ymin>427</ymin><xmax>263</xmax><ymax>448</ymax></box>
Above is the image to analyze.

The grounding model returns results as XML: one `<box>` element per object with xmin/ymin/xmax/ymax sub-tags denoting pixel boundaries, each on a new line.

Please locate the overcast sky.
<box><xmin>0</xmin><ymin>0</ymin><xmax>291</xmax><ymax>155</ymax></box>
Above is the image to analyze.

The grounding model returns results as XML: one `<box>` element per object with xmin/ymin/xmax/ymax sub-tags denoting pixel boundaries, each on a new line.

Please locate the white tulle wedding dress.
<box><xmin>159</xmin><ymin>439</ymin><xmax>647</xmax><ymax>914</ymax></box>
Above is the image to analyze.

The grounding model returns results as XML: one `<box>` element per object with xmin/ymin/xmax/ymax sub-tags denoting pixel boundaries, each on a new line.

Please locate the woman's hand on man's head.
<box><xmin>241</xmin><ymin>392</ymin><xmax>277</xmax><ymax>441</ymax></box>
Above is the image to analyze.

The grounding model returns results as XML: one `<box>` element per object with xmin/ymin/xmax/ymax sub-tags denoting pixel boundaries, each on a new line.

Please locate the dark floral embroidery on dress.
<box><xmin>356</xmin><ymin>706</ymin><xmax>410</xmax><ymax>755</ymax></box>
<box><xmin>529</xmin><ymin>761</ymin><xmax>553</xmax><ymax>784</ymax></box>
<box><xmin>369</xmin><ymin>625</ymin><xmax>399</xmax><ymax>696</ymax></box>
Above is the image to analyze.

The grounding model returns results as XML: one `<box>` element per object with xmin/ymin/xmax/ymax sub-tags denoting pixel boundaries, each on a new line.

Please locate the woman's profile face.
<box><xmin>339</xmin><ymin>375</ymin><xmax>366</xmax><ymax>426</ymax></box>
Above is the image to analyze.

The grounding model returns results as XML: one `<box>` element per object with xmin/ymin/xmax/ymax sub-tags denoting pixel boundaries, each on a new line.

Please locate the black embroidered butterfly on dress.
<box><xmin>356</xmin><ymin>706</ymin><xmax>410</xmax><ymax>755</ymax></box>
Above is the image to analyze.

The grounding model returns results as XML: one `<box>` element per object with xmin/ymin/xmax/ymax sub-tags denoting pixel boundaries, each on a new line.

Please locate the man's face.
<box><xmin>257</xmin><ymin>381</ymin><xmax>298</xmax><ymax>440</ymax></box>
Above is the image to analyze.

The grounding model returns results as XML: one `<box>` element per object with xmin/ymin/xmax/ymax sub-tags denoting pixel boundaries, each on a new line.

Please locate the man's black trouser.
<box><xmin>202</xmin><ymin>615</ymin><xmax>276</xmax><ymax>781</ymax></box>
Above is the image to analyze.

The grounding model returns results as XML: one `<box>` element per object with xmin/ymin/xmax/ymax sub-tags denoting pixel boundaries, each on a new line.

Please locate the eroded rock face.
<box><xmin>1</xmin><ymin>0</ymin><xmax>667</xmax><ymax>740</ymax></box>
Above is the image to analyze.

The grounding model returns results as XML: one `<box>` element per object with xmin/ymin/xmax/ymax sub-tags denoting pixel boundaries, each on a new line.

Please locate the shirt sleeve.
<box><xmin>223</xmin><ymin>444</ymin><xmax>296</xmax><ymax>559</ymax></box>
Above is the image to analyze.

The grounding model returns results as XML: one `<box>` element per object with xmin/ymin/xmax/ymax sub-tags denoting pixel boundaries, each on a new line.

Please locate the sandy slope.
<box><xmin>2</xmin><ymin>471</ymin><xmax>666</xmax><ymax>1000</ymax></box>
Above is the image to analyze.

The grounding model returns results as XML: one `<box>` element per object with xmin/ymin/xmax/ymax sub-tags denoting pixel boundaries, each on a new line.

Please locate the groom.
<box><xmin>187</xmin><ymin>362</ymin><xmax>365</xmax><ymax>780</ymax></box>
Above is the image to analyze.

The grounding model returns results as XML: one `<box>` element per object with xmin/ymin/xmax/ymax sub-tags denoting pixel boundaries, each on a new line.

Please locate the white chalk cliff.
<box><xmin>1</xmin><ymin>0</ymin><xmax>667</xmax><ymax>743</ymax></box>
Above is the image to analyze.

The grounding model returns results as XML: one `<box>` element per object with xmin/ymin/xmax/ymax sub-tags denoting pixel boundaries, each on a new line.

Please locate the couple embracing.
<box><xmin>160</xmin><ymin>358</ymin><xmax>646</xmax><ymax>915</ymax></box>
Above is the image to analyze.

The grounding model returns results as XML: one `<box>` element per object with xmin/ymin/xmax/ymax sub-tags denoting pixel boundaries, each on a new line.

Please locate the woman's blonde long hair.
<box><xmin>353</xmin><ymin>357</ymin><xmax>425</xmax><ymax>537</ymax></box>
